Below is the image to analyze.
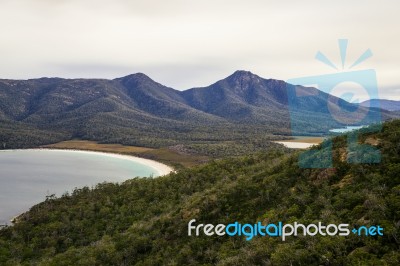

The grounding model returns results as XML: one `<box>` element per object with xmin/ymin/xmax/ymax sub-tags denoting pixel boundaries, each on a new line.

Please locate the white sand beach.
<box><xmin>0</xmin><ymin>149</ymin><xmax>175</xmax><ymax>224</ymax></box>
<box><xmin>50</xmin><ymin>149</ymin><xmax>174</xmax><ymax>176</ymax></box>
<box><xmin>274</xmin><ymin>141</ymin><xmax>316</xmax><ymax>149</ymax></box>
<box><xmin>9</xmin><ymin>148</ymin><xmax>174</xmax><ymax>177</ymax></box>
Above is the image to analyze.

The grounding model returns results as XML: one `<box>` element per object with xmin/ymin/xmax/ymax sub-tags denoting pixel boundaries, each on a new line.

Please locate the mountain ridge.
<box><xmin>0</xmin><ymin>70</ymin><xmax>396</xmax><ymax>149</ymax></box>
<box><xmin>360</xmin><ymin>99</ymin><xmax>400</xmax><ymax>111</ymax></box>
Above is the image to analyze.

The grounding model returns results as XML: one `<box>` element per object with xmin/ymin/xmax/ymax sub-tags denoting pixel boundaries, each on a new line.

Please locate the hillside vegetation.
<box><xmin>0</xmin><ymin>120</ymin><xmax>399</xmax><ymax>265</ymax></box>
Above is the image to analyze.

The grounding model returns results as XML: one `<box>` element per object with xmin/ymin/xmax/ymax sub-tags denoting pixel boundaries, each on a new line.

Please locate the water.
<box><xmin>329</xmin><ymin>126</ymin><xmax>364</xmax><ymax>133</ymax></box>
<box><xmin>0</xmin><ymin>149</ymin><xmax>162</xmax><ymax>224</ymax></box>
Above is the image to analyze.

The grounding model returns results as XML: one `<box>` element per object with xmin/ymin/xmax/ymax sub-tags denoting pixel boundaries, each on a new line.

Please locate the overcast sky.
<box><xmin>0</xmin><ymin>0</ymin><xmax>399</xmax><ymax>99</ymax></box>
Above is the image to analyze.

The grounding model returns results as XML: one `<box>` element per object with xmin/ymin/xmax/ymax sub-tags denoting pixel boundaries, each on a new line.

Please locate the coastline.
<box><xmin>0</xmin><ymin>148</ymin><xmax>174</xmax><ymax>225</ymax></box>
<box><xmin>274</xmin><ymin>141</ymin><xmax>316</xmax><ymax>149</ymax></box>
<box><xmin>1</xmin><ymin>148</ymin><xmax>174</xmax><ymax>177</ymax></box>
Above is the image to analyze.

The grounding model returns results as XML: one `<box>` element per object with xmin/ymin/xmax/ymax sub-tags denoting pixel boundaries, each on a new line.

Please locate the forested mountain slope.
<box><xmin>0</xmin><ymin>120</ymin><xmax>399</xmax><ymax>265</ymax></box>
<box><xmin>0</xmin><ymin>71</ymin><xmax>395</xmax><ymax>149</ymax></box>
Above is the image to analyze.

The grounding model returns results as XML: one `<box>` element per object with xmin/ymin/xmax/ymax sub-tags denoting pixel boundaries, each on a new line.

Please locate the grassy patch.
<box><xmin>282</xmin><ymin>136</ymin><xmax>325</xmax><ymax>144</ymax></box>
<box><xmin>43</xmin><ymin>140</ymin><xmax>209</xmax><ymax>169</ymax></box>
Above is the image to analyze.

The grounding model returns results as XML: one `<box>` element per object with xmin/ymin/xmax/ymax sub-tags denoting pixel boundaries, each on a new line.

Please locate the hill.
<box><xmin>0</xmin><ymin>119</ymin><xmax>399</xmax><ymax>265</ymax></box>
<box><xmin>0</xmin><ymin>75</ymin><xmax>227</xmax><ymax>149</ymax></box>
<box><xmin>360</xmin><ymin>99</ymin><xmax>400</xmax><ymax>111</ymax></box>
<box><xmin>0</xmin><ymin>71</ymin><xmax>395</xmax><ymax>151</ymax></box>
<box><xmin>182</xmin><ymin>70</ymin><xmax>389</xmax><ymax>134</ymax></box>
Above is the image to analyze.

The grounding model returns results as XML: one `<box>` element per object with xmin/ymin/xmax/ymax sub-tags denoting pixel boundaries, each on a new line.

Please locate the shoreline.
<box><xmin>0</xmin><ymin>148</ymin><xmax>174</xmax><ymax>177</ymax></box>
<box><xmin>0</xmin><ymin>148</ymin><xmax>174</xmax><ymax>225</ymax></box>
<box><xmin>274</xmin><ymin>141</ymin><xmax>316</xmax><ymax>149</ymax></box>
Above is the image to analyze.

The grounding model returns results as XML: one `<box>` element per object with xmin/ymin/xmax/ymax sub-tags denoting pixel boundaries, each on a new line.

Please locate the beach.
<box><xmin>26</xmin><ymin>148</ymin><xmax>175</xmax><ymax>176</ymax></box>
<box><xmin>0</xmin><ymin>149</ymin><xmax>174</xmax><ymax>224</ymax></box>
<box><xmin>274</xmin><ymin>141</ymin><xmax>316</xmax><ymax>149</ymax></box>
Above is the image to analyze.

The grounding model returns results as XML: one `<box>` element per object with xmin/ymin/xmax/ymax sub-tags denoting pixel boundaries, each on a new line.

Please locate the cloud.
<box><xmin>0</xmin><ymin>0</ymin><xmax>398</xmax><ymax>98</ymax></box>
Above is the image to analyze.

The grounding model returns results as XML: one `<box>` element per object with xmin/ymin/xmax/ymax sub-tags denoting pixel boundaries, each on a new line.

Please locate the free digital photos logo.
<box><xmin>188</xmin><ymin>219</ymin><xmax>384</xmax><ymax>241</ymax></box>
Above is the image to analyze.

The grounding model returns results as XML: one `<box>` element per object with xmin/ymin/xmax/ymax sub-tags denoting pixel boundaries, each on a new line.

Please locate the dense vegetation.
<box><xmin>0</xmin><ymin>120</ymin><xmax>399</xmax><ymax>265</ymax></box>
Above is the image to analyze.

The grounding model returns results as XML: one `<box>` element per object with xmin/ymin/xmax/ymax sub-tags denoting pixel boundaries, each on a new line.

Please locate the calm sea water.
<box><xmin>329</xmin><ymin>126</ymin><xmax>364</xmax><ymax>133</ymax></box>
<box><xmin>0</xmin><ymin>149</ymin><xmax>160</xmax><ymax>224</ymax></box>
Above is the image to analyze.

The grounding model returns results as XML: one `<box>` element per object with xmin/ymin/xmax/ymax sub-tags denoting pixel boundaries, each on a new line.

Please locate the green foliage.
<box><xmin>0</xmin><ymin>120</ymin><xmax>400</xmax><ymax>265</ymax></box>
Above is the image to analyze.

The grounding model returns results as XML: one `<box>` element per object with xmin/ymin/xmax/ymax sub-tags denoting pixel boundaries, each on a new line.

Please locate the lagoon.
<box><xmin>329</xmin><ymin>126</ymin><xmax>365</xmax><ymax>133</ymax></box>
<box><xmin>0</xmin><ymin>149</ymin><xmax>172</xmax><ymax>224</ymax></box>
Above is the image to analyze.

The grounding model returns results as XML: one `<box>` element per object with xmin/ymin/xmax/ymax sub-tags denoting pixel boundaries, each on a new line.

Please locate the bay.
<box><xmin>0</xmin><ymin>149</ymin><xmax>171</xmax><ymax>224</ymax></box>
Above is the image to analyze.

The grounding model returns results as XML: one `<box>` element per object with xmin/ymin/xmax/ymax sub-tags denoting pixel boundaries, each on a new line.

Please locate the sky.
<box><xmin>0</xmin><ymin>0</ymin><xmax>399</xmax><ymax>100</ymax></box>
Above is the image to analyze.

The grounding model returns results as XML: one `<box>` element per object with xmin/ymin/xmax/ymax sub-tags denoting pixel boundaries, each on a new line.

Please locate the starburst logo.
<box><xmin>286</xmin><ymin>39</ymin><xmax>382</xmax><ymax>168</ymax></box>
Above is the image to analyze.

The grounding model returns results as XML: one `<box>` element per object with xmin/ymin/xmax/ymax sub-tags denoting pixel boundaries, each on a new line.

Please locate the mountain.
<box><xmin>181</xmin><ymin>71</ymin><xmax>291</xmax><ymax>123</ymax></box>
<box><xmin>181</xmin><ymin>71</ymin><xmax>390</xmax><ymax>132</ymax></box>
<box><xmin>1</xmin><ymin>119</ymin><xmax>399</xmax><ymax>265</ymax></box>
<box><xmin>360</xmin><ymin>99</ymin><xmax>400</xmax><ymax>111</ymax></box>
<box><xmin>0</xmin><ymin>74</ymin><xmax>228</xmax><ymax>148</ymax></box>
<box><xmin>115</xmin><ymin>73</ymin><xmax>223</xmax><ymax>122</ymax></box>
<box><xmin>0</xmin><ymin>71</ymin><xmax>396</xmax><ymax>149</ymax></box>
<box><xmin>0</xmin><ymin>74</ymin><xmax>223</xmax><ymax>126</ymax></box>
